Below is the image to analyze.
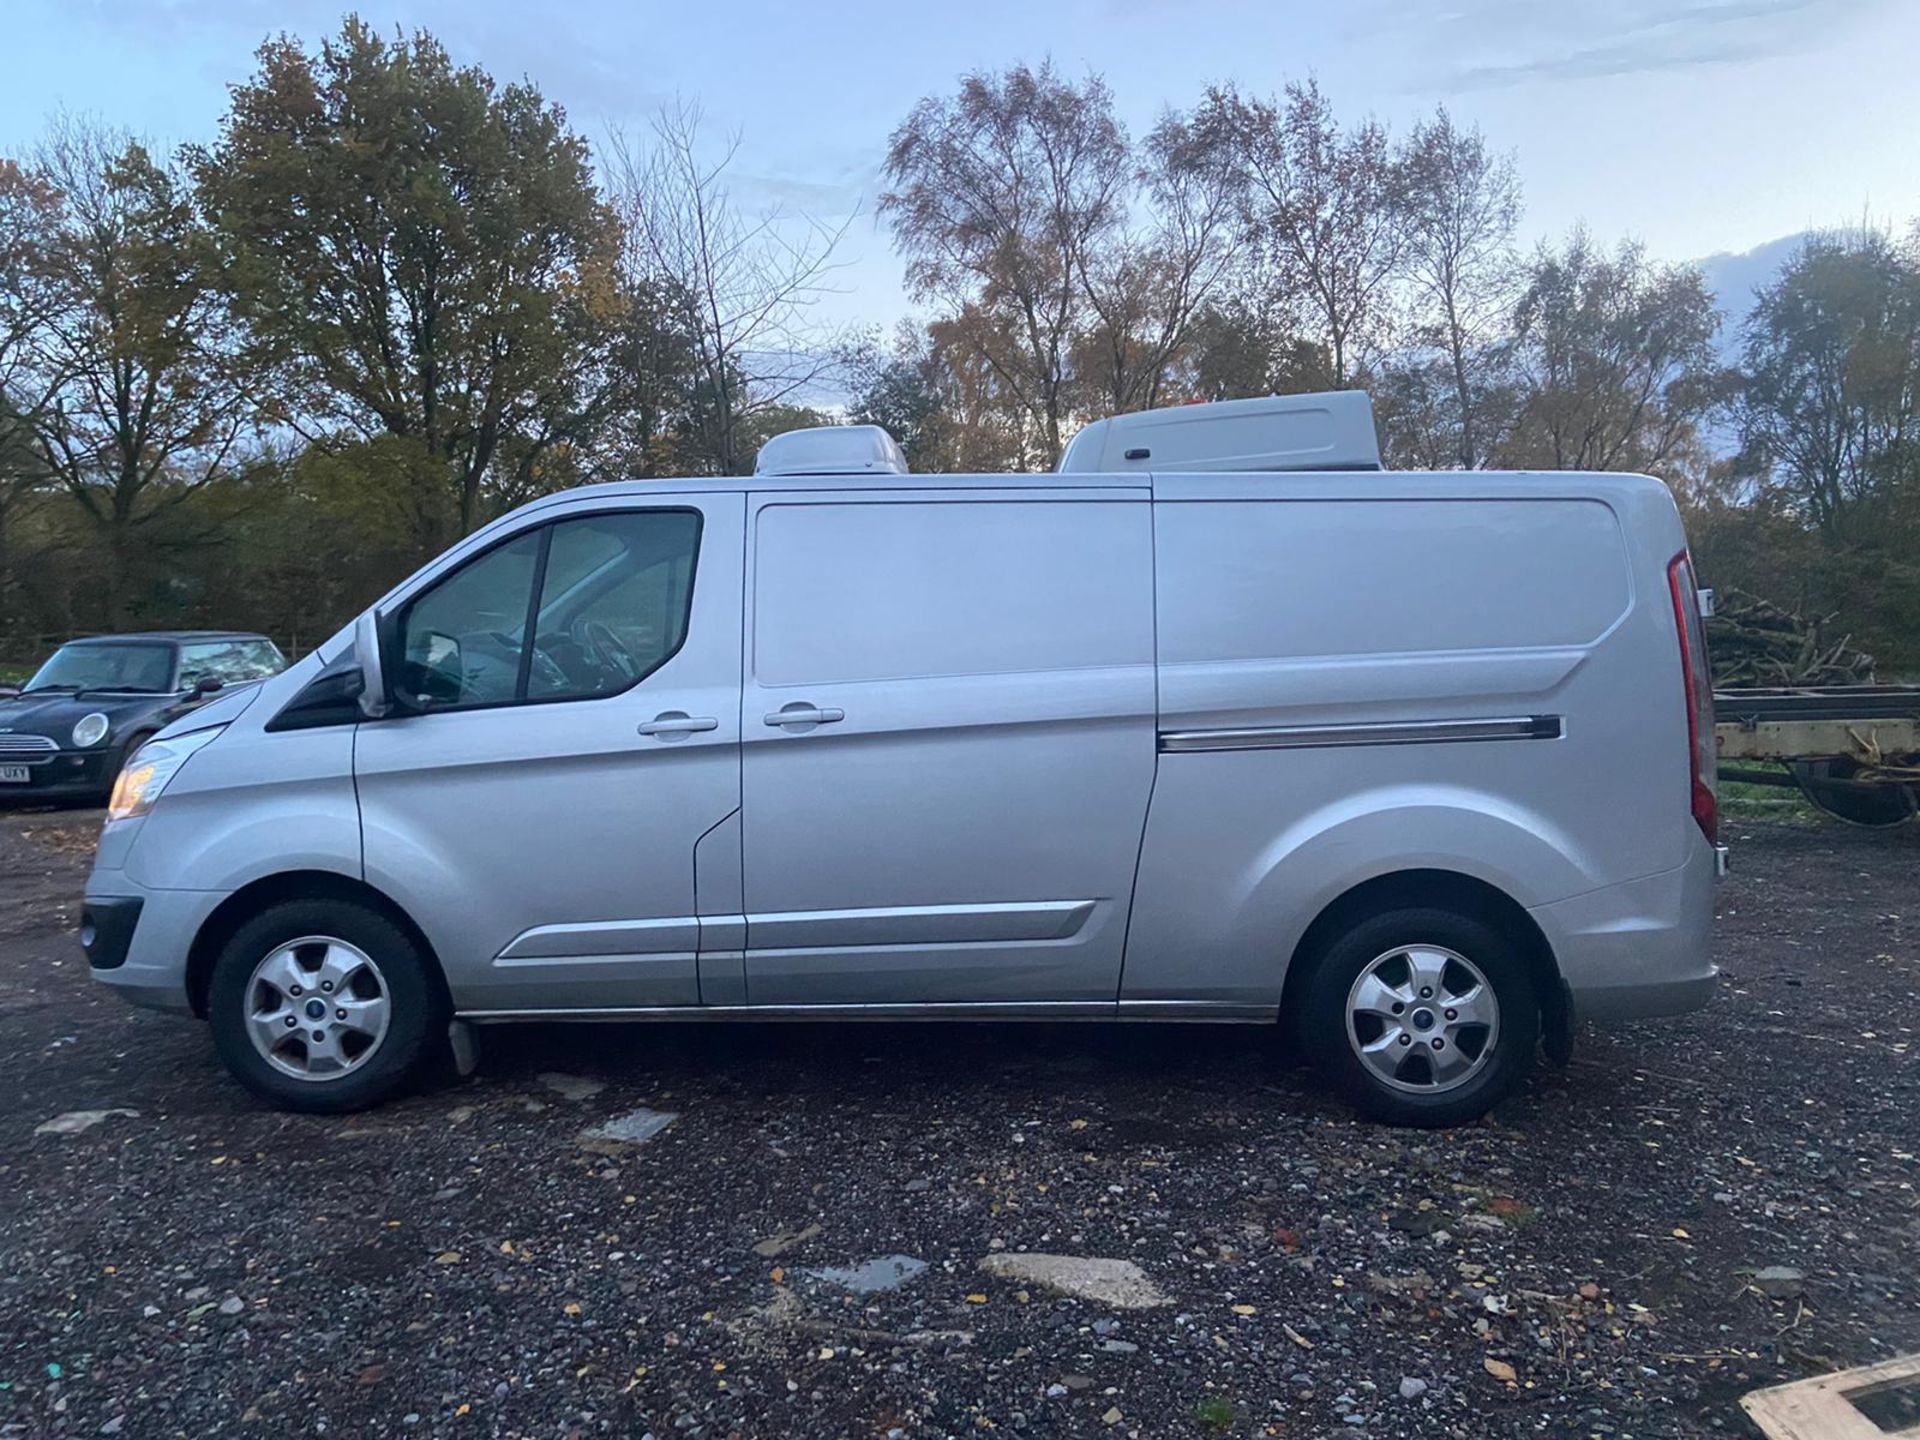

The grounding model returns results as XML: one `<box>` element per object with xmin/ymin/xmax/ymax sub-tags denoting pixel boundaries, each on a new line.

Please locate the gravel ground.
<box><xmin>0</xmin><ymin>808</ymin><xmax>1915</xmax><ymax>1439</ymax></box>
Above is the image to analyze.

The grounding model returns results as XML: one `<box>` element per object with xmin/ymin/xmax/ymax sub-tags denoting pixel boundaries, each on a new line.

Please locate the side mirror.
<box><xmin>192</xmin><ymin>675</ymin><xmax>224</xmax><ymax>697</ymax></box>
<box><xmin>353</xmin><ymin>610</ymin><xmax>391</xmax><ymax>719</ymax></box>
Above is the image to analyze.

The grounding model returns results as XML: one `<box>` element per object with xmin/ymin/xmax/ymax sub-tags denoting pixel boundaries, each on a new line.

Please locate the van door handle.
<box><xmin>638</xmin><ymin>711</ymin><xmax>718</xmax><ymax>739</ymax></box>
<box><xmin>763</xmin><ymin>703</ymin><xmax>845</xmax><ymax>729</ymax></box>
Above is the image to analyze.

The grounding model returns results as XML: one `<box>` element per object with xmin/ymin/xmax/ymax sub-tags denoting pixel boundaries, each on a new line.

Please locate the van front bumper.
<box><xmin>1530</xmin><ymin>840</ymin><xmax>1719</xmax><ymax>1023</ymax></box>
<box><xmin>82</xmin><ymin>872</ymin><xmax>223</xmax><ymax>1016</ymax></box>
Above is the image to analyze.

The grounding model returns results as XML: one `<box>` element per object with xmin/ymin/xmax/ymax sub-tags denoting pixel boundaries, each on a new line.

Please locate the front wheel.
<box><xmin>1303</xmin><ymin>906</ymin><xmax>1539</xmax><ymax>1127</ymax></box>
<box><xmin>207</xmin><ymin>899</ymin><xmax>446</xmax><ymax>1113</ymax></box>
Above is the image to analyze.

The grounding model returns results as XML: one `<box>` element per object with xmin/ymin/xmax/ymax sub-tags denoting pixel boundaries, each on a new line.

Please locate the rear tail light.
<box><xmin>1667</xmin><ymin>551</ymin><xmax>1718</xmax><ymax>844</ymax></box>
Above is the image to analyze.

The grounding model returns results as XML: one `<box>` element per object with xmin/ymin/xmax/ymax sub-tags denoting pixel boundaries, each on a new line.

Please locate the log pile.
<box><xmin>1705</xmin><ymin>589</ymin><xmax>1877</xmax><ymax>688</ymax></box>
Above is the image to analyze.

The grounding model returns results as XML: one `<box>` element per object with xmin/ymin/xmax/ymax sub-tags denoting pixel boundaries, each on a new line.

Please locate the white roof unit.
<box><xmin>1056</xmin><ymin>391</ymin><xmax>1382</xmax><ymax>474</ymax></box>
<box><xmin>754</xmin><ymin>424</ymin><xmax>910</xmax><ymax>478</ymax></box>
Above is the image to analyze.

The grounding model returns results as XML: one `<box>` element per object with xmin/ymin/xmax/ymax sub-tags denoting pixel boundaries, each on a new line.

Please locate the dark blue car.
<box><xmin>0</xmin><ymin>632</ymin><xmax>286</xmax><ymax>804</ymax></box>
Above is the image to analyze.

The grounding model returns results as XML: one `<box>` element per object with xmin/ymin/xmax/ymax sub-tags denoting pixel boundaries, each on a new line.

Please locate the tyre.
<box><xmin>207</xmin><ymin>899</ymin><xmax>446</xmax><ymax>1113</ymax></box>
<box><xmin>1303</xmin><ymin>906</ymin><xmax>1539</xmax><ymax>1128</ymax></box>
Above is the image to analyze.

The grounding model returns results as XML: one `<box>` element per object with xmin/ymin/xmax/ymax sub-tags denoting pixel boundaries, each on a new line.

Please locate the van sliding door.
<box><xmin>737</xmin><ymin>489</ymin><xmax>1156</xmax><ymax>1006</ymax></box>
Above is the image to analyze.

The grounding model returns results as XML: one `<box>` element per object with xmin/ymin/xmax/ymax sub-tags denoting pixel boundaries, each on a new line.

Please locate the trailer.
<box><xmin>1715</xmin><ymin>685</ymin><xmax>1920</xmax><ymax>826</ymax></box>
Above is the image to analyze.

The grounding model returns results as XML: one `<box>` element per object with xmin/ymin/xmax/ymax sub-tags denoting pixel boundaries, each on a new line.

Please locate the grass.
<box><xmin>1194</xmin><ymin>1398</ymin><xmax>1238</xmax><ymax>1431</ymax></box>
<box><xmin>1718</xmin><ymin>775</ymin><xmax>1820</xmax><ymax>825</ymax></box>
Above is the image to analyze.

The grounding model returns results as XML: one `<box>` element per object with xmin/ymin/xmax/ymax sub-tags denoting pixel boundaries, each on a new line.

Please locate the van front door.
<box><xmin>738</xmin><ymin>489</ymin><xmax>1157</xmax><ymax>1006</ymax></box>
<box><xmin>355</xmin><ymin>494</ymin><xmax>744</xmax><ymax>1014</ymax></box>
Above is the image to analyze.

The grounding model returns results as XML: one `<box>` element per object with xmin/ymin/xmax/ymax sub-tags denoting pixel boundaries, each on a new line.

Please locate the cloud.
<box><xmin>1385</xmin><ymin>0</ymin><xmax>1887</xmax><ymax>91</ymax></box>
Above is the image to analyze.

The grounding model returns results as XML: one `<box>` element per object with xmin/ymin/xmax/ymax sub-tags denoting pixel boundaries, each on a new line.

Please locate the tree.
<box><xmin>1503</xmin><ymin>231</ymin><xmax>1721</xmax><ymax>474</ymax></box>
<box><xmin>882</xmin><ymin>63</ymin><xmax>1130</xmax><ymax>468</ymax></box>
<box><xmin>189</xmin><ymin>18</ymin><xmax>621</xmax><ymax>545</ymax></box>
<box><xmin>1198</xmin><ymin>79</ymin><xmax>1404</xmax><ymax>388</ymax></box>
<box><xmin>21</xmin><ymin>119</ymin><xmax>248</xmax><ymax>626</ymax></box>
<box><xmin>0</xmin><ymin>159</ymin><xmax>67</xmax><ymax>636</ymax></box>
<box><xmin>1398</xmin><ymin>107</ymin><xmax>1520</xmax><ymax>467</ymax></box>
<box><xmin>1072</xmin><ymin>108</ymin><xmax>1243</xmax><ymax>413</ymax></box>
<box><xmin>1735</xmin><ymin>229</ymin><xmax>1920</xmax><ymax>534</ymax></box>
<box><xmin>607</xmin><ymin>101</ymin><xmax>850</xmax><ymax>477</ymax></box>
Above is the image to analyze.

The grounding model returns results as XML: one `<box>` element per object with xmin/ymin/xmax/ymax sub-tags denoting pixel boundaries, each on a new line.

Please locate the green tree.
<box><xmin>189</xmin><ymin>17</ymin><xmax>621</xmax><ymax>544</ymax></box>
<box><xmin>1735</xmin><ymin>229</ymin><xmax>1920</xmax><ymax>534</ymax></box>
<box><xmin>21</xmin><ymin>119</ymin><xmax>248</xmax><ymax>627</ymax></box>
<box><xmin>0</xmin><ymin>159</ymin><xmax>67</xmax><ymax>639</ymax></box>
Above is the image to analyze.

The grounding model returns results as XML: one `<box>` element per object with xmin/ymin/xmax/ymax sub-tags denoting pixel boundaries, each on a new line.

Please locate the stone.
<box><xmin>1099</xmin><ymin>1339</ymin><xmax>1138</xmax><ymax>1354</ymax></box>
<box><xmin>1751</xmin><ymin>1266</ymin><xmax>1806</xmax><ymax>1299</ymax></box>
<box><xmin>35</xmin><ymin>1109</ymin><xmax>139</xmax><ymax>1136</ymax></box>
<box><xmin>218</xmin><ymin>1296</ymin><xmax>245</xmax><ymax>1316</ymax></box>
<box><xmin>537</xmin><ymin>1073</ymin><xmax>605</xmax><ymax>1101</ymax></box>
<box><xmin>1399</xmin><ymin>1377</ymin><xmax>1428</xmax><ymax>1400</ymax></box>
<box><xmin>579</xmin><ymin>1109</ymin><xmax>678</xmax><ymax>1150</ymax></box>
<box><xmin>753</xmin><ymin>1223</ymin><xmax>822</xmax><ymax>1258</ymax></box>
<box><xmin>977</xmin><ymin>1254</ymin><xmax>1170</xmax><ymax>1310</ymax></box>
<box><xmin>803</xmin><ymin>1255</ymin><xmax>927</xmax><ymax>1294</ymax></box>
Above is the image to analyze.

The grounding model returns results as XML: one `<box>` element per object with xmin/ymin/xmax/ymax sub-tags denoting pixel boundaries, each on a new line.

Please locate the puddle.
<box><xmin>803</xmin><ymin>1254</ymin><xmax>928</xmax><ymax>1294</ymax></box>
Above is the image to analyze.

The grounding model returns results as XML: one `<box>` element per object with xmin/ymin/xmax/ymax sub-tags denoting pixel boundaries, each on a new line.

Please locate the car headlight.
<box><xmin>71</xmin><ymin>712</ymin><xmax>110</xmax><ymax>749</ymax></box>
<box><xmin>108</xmin><ymin>727</ymin><xmax>224</xmax><ymax>822</ymax></box>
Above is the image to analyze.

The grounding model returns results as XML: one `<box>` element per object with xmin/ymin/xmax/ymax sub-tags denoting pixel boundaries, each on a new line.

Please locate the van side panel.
<box><xmin>1122</xmin><ymin>472</ymin><xmax>1694</xmax><ymax>1006</ymax></box>
<box><xmin>738</xmin><ymin>491</ymin><xmax>1157</xmax><ymax>1004</ymax></box>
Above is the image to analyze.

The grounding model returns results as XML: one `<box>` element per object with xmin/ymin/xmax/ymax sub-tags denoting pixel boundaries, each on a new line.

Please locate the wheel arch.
<box><xmin>186</xmin><ymin>870</ymin><xmax>448</xmax><ymax>1019</ymax></box>
<box><xmin>1278</xmin><ymin>868</ymin><xmax>1569</xmax><ymax>1052</ymax></box>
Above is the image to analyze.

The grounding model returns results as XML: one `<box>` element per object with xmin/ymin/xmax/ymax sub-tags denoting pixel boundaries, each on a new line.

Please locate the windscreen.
<box><xmin>24</xmin><ymin>643</ymin><xmax>175</xmax><ymax>693</ymax></box>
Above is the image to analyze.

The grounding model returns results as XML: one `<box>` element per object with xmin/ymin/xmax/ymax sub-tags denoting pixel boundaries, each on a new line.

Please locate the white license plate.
<box><xmin>0</xmin><ymin>764</ymin><xmax>31</xmax><ymax>783</ymax></box>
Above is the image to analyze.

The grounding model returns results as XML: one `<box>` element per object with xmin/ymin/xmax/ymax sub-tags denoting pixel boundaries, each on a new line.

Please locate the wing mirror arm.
<box><xmin>354</xmin><ymin>611</ymin><xmax>392</xmax><ymax>719</ymax></box>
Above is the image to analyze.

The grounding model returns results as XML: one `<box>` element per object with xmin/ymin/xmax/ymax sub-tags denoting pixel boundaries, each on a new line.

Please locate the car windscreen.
<box><xmin>23</xmin><ymin>642</ymin><xmax>175</xmax><ymax>694</ymax></box>
<box><xmin>177</xmin><ymin>638</ymin><xmax>286</xmax><ymax>687</ymax></box>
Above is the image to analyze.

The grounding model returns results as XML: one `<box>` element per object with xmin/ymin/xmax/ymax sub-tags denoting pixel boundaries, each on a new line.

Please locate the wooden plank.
<box><xmin>1742</xmin><ymin>1353</ymin><xmax>1920</xmax><ymax>1440</ymax></box>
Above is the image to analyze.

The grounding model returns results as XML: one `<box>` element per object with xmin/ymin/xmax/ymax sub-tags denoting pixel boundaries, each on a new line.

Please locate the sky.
<box><xmin>2</xmin><ymin>0</ymin><xmax>1916</xmax><ymax>333</ymax></box>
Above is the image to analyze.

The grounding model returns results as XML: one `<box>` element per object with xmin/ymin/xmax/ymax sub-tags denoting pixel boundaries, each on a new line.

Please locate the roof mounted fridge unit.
<box><xmin>1057</xmin><ymin>391</ymin><xmax>1383</xmax><ymax>474</ymax></box>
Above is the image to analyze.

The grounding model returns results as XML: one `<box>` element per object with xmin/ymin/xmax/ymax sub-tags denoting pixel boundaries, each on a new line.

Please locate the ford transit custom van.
<box><xmin>82</xmin><ymin>392</ymin><xmax>1721</xmax><ymax>1126</ymax></box>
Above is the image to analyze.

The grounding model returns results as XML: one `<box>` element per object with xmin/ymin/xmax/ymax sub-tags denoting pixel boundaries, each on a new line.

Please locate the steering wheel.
<box><xmin>572</xmin><ymin>618</ymin><xmax>642</xmax><ymax>682</ymax></box>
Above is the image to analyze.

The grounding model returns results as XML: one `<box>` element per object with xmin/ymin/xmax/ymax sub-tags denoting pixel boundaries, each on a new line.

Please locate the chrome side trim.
<box><xmin>458</xmin><ymin>1000</ymin><xmax>1275</xmax><ymax>1024</ymax></box>
<box><xmin>1159</xmin><ymin>714</ymin><xmax>1563</xmax><ymax>753</ymax></box>
<box><xmin>496</xmin><ymin>915</ymin><xmax>699</xmax><ymax>963</ymax></box>
<box><xmin>744</xmin><ymin>899</ymin><xmax>1096</xmax><ymax>951</ymax></box>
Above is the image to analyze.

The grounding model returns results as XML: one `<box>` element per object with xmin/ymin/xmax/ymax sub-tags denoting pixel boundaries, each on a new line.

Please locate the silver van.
<box><xmin>82</xmin><ymin>392</ymin><xmax>1722</xmax><ymax>1126</ymax></box>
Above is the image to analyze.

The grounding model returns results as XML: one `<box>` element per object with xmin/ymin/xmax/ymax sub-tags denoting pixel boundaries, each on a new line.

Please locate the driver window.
<box><xmin>394</xmin><ymin>510</ymin><xmax>700</xmax><ymax>711</ymax></box>
<box><xmin>526</xmin><ymin>510</ymin><xmax>701</xmax><ymax>701</ymax></box>
<box><xmin>397</xmin><ymin>530</ymin><xmax>542</xmax><ymax>708</ymax></box>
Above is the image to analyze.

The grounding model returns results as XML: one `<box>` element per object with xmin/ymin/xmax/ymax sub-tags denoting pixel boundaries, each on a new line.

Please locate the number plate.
<box><xmin>0</xmin><ymin>764</ymin><xmax>31</xmax><ymax>784</ymax></box>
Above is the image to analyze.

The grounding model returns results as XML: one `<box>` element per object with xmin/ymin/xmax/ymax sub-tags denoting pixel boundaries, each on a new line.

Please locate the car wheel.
<box><xmin>1303</xmin><ymin>906</ymin><xmax>1539</xmax><ymax>1128</ymax></box>
<box><xmin>207</xmin><ymin>899</ymin><xmax>445</xmax><ymax>1113</ymax></box>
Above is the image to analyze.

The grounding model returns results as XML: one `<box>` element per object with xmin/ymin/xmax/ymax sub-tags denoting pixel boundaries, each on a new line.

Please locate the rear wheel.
<box><xmin>1303</xmin><ymin>906</ymin><xmax>1539</xmax><ymax>1127</ymax></box>
<box><xmin>1791</xmin><ymin>758</ymin><xmax>1917</xmax><ymax>828</ymax></box>
<box><xmin>207</xmin><ymin>899</ymin><xmax>444</xmax><ymax>1113</ymax></box>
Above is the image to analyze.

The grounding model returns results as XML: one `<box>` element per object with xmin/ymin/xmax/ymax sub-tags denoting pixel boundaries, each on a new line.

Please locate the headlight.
<box><xmin>107</xmin><ymin>727</ymin><xmax>224</xmax><ymax>822</ymax></box>
<box><xmin>71</xmin><ymin>712</ymin><xmax>110</xmax><ymax>748</ymax></box>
